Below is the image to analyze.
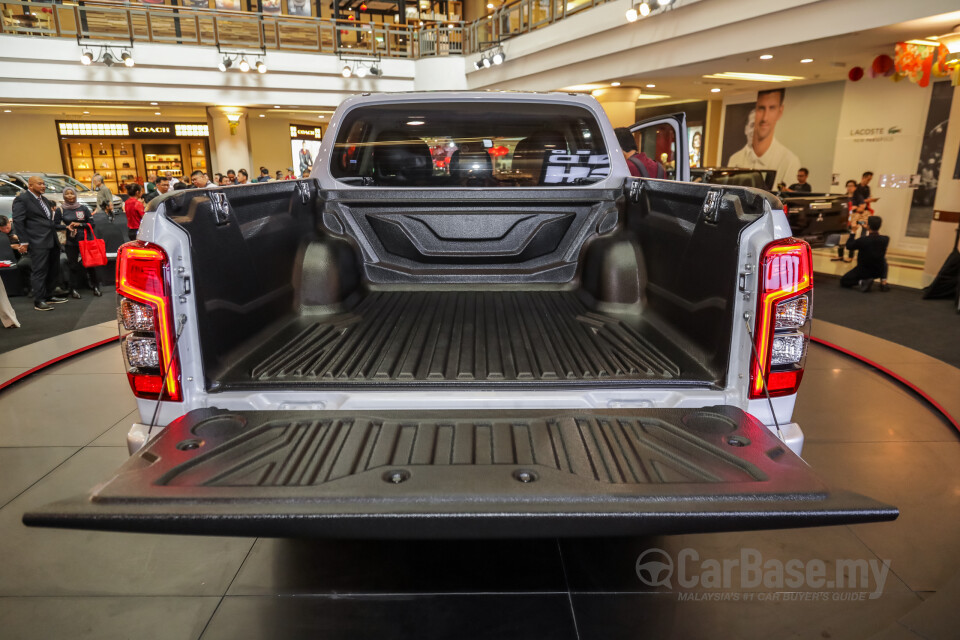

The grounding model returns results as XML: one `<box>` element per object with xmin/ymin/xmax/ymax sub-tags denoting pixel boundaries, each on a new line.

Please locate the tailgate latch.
<box><xmin>702</xmin><ymin>189</ymin><xmax>722</xmax><ymax>224</ymax></box>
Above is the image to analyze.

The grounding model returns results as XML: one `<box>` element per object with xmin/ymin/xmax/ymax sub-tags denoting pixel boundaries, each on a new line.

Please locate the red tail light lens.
<box><xmin>749</xmin><ymin>239</ymin><xmax>813</xmax><ymax>399</ymax></box>
<box><xmin>116</xmin><ymin>241</ymin><xmax>182</xmax><ymax>402</ymax></box>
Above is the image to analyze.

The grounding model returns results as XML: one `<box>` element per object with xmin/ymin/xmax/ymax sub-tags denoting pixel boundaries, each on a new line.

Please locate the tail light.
<box><xmin>749</xmin><ymin>238</ymin><xmax>812</xmax><ymax>399</ymax></box>
<box><xmin>116</xmin><ymin>241</ymin><xmax>182</xmax><ymax>402</ymax></box>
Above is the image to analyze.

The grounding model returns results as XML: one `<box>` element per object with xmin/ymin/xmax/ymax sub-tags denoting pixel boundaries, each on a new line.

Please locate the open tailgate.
<box><xmin>23</xmin><ymin>407</ymin><xmax>896</xmax><ymax>538</ymax></box>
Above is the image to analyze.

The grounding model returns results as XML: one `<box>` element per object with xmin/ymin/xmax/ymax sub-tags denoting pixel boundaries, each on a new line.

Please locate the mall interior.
<box><xmin>0</xmin><ymin>0</ymin><xmax>959</xmax><ymax>638</ymax></box>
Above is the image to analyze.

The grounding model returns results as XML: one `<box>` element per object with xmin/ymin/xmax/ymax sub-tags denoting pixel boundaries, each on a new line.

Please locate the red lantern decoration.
<box><xmin>487</xmin><ymin>145</ymin><xmax>509</xmax><ymax>157</ymax></box>
<box><xmin>848</xmin><ymin>66</ymin><xmax>864</xmax><ymax>82</ymax></box>
<box><xmin>871</xmin><ymin>54</ymin><xmax>894</xmax><ymax>78</ymax></box>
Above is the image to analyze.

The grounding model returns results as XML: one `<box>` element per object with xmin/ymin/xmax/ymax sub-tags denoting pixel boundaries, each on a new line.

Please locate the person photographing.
<box><xmin>840</xmin><ymin>215</ymin><xmax>890</xmax><ymax>292</ymax></box>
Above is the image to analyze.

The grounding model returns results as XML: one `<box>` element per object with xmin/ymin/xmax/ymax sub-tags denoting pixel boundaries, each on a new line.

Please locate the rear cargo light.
<box><xmin>116</xmin><ymin>241</ymin><xmax>182</xmax><ymax>402</ymax></box>
<box><xmin>749</xmin><ymin>239</ymin><xmax>812</xmax><ymax>400</ymax></box>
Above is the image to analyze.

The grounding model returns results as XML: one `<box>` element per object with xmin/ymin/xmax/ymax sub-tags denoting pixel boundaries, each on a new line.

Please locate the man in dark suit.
<box><xmin>12</xmin><ymin>176</ymin><xmax>79</xmax><ymax>311</ymax></box>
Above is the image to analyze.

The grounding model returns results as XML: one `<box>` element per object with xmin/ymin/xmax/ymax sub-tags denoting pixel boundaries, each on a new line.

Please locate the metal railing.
<box><xmin>0</xmin><ymin>0</ymin><xmax>611</xmax><ymax>57</ymax></box>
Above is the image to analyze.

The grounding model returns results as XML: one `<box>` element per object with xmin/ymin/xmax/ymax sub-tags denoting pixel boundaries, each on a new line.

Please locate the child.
<box><xmin>840</xmin><ymin>215</ymin><xmax>890</xmax><ymax>292</ymax></box>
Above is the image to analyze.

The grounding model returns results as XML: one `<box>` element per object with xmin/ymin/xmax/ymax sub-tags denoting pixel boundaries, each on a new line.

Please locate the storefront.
<box><xmin>56</xmin><ymin>120</ymin><xmax>211</xmax><ymax>194</ymax></box>
<box><xmin>289</xmin><ymin>122</ymin><xmax>324</xmax><ymax>178</ymax></box>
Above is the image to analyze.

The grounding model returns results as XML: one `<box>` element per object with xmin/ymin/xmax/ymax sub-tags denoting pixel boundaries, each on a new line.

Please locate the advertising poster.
<box><xmin>687</xmin><ymin>125</ymin><xmax>703</xmax><ymax>168</ymax></box>
<box><xmin>721</xmin><ymin>83</ymin><xmax>845</xmax><ymax>193</ymax></box>
<box><xmin>722</xmin><ymin>90</ymin><xmax>801</xmax><ymax>189</ymax></box>
<box><xmin>262</xmin><ymin>0</ymin><xmax>282</xmax><ymax>14</ymax></box>
<box><xmin>291</xmin><ymin>140</ymin><xmax>320</xmax><ymax>177</ymax></box>
<box><xmin>287</xmin><ymin>0</ymin><xmax>311</xmax><ymax>16</ymax></box>
<box><xmin>181</xmin><ymin>0</ymin><xmax>210</xmax><ymax>6</ymax></box>
<box><xmin>214</xmin><ymin>0</ymin><xmax>240</xmax><ymax>10</ymax></box>
<box><xmin>906</xmin><ymin>80</ymin><xmax>953</xmax><ymax>237</ymax></box>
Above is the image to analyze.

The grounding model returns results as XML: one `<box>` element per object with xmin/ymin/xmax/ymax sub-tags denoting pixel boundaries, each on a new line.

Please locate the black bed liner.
<box><xmin>216</xmin><ymin>290</ymin><xmax>700</xmax><ymax>389</ymax></box>
<box><xmin>23</xmin><ymin>406</ymin><xmax>898</xmax><ymax>538</ymax></box>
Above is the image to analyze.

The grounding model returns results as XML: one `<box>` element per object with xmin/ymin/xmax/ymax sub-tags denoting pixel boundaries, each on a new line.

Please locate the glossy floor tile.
<box><xmin>0</xmin><ymin>447</ymin><xmax>256</xmax><ymax>597</ymax></box>
<box><xmin>39</xmin><ymin>345</ymin><xmax>126</xmax><ymax>375</ymax></box>
<box><xmin>0</xmin><ymin>447</ymin><xmax>77</xmax><ymax>509</ymax></box>
<box><xmin>802</xmin><ymin>442</ymin><xmax>960</xmax><ymax>592</ymax></box>
<box><xmin>200</xmin><ymin>595</ymin><xmax>578</xmax><ymax>640</ymax></box>
<box><xmin>88</xmin><ymin>408</ymin><xmax>140</xmax><ymax>447</ymax></box>
<box><xmin>0</xmin><ymin>373</ymin><xmax>137</xmax><ymax>447</ymax></box>
<box><xmin>0</xmin><ymin>596</ymin><xmax>221</xmax><ymax>640</ymax></box>
<box><xmin>228</xmin><ymin>538</ymin><xmax>566</xmax><ymax>596</ymax></box>
<box><xmin>570</xmin><ymin>588</ymin><xmax>921</xmax><ymax>640</ymax></box>
<box><xmin>794</xmin><ymin>366</ymin><xmax>955</xmax><ymax>443</ymax></box>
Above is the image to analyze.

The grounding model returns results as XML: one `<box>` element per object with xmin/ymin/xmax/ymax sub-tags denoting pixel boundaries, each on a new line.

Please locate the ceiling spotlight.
<box><xmin>611</xmin><ymin>81</ymin><xmax>621</xmax><ymax>86</ymax></box>
<box><xmin>219</xmin><ymin>57</ymin><xmax>232</xmax><ymax>72</ymax></box>
<box><xmin>486</xmin><ymin>2</ymin><xmax>493</xmax><ymax>7</ymax></box>
<box><xmin>710</xmin><ymin>87</ymin><xmax>721</xmax><ymax>93</ymax></box>
<box><xmin>121</xmin><ymin>51</ymin><xmax>134</xmax><ymax>67</ymax></box>
<box><xmin>256</xmin><ymin>59</ymin><xmax>266</xmax><ymax>73</ymax></box>
<box><xmin>800</xmin><ymin>58</ymin><xmax>814</xmax><ymax>63</ymax></box>
<box><xmin>238</xmin><ymin>58</ymin><xmax>250</xmax><ymax>72</ymax></box>
<box><xmin>492</xmin><ymin>51</ymin><xmax>505</xmax><ymax>65</ymax></box>
<box><xmin>356</xmin><ymin>65</ymin><xmax>369</xmax><ymax>78</ymax></box>
<box><xmin>259</xmin><ymin>114</ymin><xmax>265</xmax><ymax>117</ymax></box>
<box><xmin>80</xmin><ymin>50</ymin><xmax>93</xmax><ymax>65</ymax></box>
<box><xmin>646</xmin><ymin>83</ymin><xmax>656</xmax><ymax>88</ymax></box>
<box><xmin>474</xmin><ymin>60</ymin><xmax>482</xmax><ymax>70</ymax></box>
<box><xmin>102</xmin><ymin>52</ymin><xmax>115</xmax><ymax>67</ymax></box>
<box><xmin>625</xmin><ymin>7</ymin><xmax>638</xmax><ymax>22</ymax></box>
<box><xmin>369</xmin><ymin>65</ymin><xmax>382</xmax><ymax>77</ymax></box>
<box><xmin>154</xmin><ymin>111</ymin><xmax>162</xmax><ymax>115</ymax></box>
<box><xmin>482</xmin><ymin>56</ymin><xmax>491</xmax><ymax>68</ymax></box>
<box><xmin>342</xmin><ymin>65</ymin><xmax>353</xmax><ymax>78</ymax></box>
<box><xmin>639</xmin><ymin>2</ymin><xmax>651</xmax><ymax>16</ymax></box>
<box><xmin>759</xmin><ymin>54</ymin><xmax>773</xmax><ymax>60</ymax></box>
<box><xmin>657</xmin><ymin>0</ymin><xmax>671</xmax><ymax>5</ymax></box>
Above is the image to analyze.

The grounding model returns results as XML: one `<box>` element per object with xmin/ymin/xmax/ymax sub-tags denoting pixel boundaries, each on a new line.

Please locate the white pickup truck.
<box><xmin>25</xmin><ymin>92</ymin><xmax>896</xmax><ymax>538</ymax></box>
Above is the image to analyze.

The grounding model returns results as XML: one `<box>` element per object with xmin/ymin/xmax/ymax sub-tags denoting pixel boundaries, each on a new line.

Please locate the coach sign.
<box><xmin>57</xmin><ymin>121</ymin><xmax>210</xmax><ymax>139</ymax></box>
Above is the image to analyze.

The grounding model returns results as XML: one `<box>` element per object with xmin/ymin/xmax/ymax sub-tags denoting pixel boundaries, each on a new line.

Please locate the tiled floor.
<box><xmin>0</xmin><ymin>341</ymin><xmax>957</xmax><ymax>639</ymax></box>
<box><xmin>812</xmin><ymin>247</ymin><xmax>928</xmax><ymax>289</ymax></box>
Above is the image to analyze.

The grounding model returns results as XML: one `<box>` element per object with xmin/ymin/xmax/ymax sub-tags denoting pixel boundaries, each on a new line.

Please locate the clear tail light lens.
<box><xmin>749</xmin><ymin>239</ymin><xmax>813</xmax><ymax>399</ymax></box>
<box><xmin>116</xmin><ymin>241</ymin><xmax>182</xmax><ymax>402</ymax></box>
<box><xmin>119</xmin><ymin>298</ymin><xmax>155</xmax><ymax>332</ymax></box>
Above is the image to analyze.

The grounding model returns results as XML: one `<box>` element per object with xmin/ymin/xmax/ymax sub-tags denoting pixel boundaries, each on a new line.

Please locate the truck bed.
<box><xmin>217</xmin><ymin>290</ymin><xmax>703</xmax><ymax>388</ymax></box>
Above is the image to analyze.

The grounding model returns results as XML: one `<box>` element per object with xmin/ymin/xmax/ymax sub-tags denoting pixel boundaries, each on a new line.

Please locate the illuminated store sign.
<box><xmin>290</xmin><ymin>124</ymin><xmax>324</xmax><ymax>140</ymax></box>
<box><xmin>57</xmin><ymin>121</ymin><xmax>209</xmax><ymax>138</ymax></box>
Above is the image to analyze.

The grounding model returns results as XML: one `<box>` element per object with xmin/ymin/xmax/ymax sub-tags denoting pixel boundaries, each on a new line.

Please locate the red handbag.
<box><xmin>79</xmin><ymin>226</ymin><xmax>108</xmax><ymax>268</ymax></box>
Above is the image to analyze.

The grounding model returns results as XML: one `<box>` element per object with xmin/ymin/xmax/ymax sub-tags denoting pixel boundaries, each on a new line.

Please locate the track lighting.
<box><xmin>80</xmin><ymin>50</ymin><xmax>93</xmax><ymax>65</ymax></box>
<box><xmin>121</xmin><ymin>51</ymin><xmax>134</xmax><ymax>67</ymax></box>
<box><xmin>482</xmin><ymin>56</ymin><xmax>491</xmax><ymax>68</ymax></box>
<box><xmin>492</xmin><ymin>51</ymin><xmax>505</xmax><ymax>65</ymax></box>
<box><xmin>355</xmin><ymin>65</ymin><xmax>369</xmax><ymax>78</ymax></box>
<box><xmin>625</xmin><ymin>7</ymin><xmax>637</xmax><ymax>22</ymax></box>
<box><xmin>657</xmin><ymin>0</ymin><xmax>672</xmax><ymax>5</ymax></box>
<box><xmin>639</xmin><ymin>2</ymin><xmax>651</xmax><ymax>15</ymax></box>
<box><xmin>368</xmin><ymin>65</ymin><xmax>381</xmax><ymax>77</ymax></box>
<box><xmin>102</xmin><ymin>52</ymin><xmax>115</xmax><ymax>67</ymax></box>
<box><xmin>474</xmin><ymin>60</ymin><xmax>482</xmax><ymax>70</ymax></box>
<box><xmin>238</xmin><ymin>58</ymin><xmax>250</xmax><ymax>72</ymax></box>
<box><xmin>342</xmin><ymin>65</ymin><xmax>353</xmax><ymax>78</ymax></box>
<box><xmin>256</xmin><ymin>59</ymin><xmax>266</xmax><ymax>73</ymax></box>
<box><xmin>218</xmin><ymin>57</ymin><xmax>230</xmax><ymax>72</ymax></box>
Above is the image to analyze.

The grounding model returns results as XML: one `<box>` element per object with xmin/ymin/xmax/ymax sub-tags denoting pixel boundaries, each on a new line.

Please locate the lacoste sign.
<box><xmin>848</xmin><ymin>126</ymin><xmax>902</xmax><ymax>143</ymax></box>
